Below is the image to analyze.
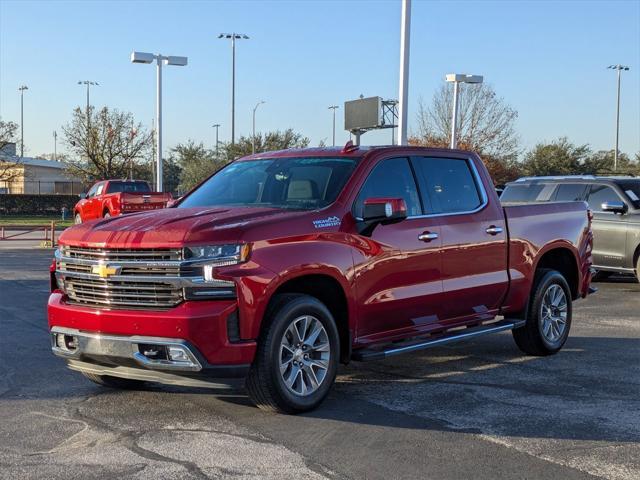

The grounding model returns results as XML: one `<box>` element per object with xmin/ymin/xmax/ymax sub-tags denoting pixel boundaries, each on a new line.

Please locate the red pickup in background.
<box><xmin>73</xmin><ymin>179</ymin><xmax>171</xmax><ymax>223</ymax></box>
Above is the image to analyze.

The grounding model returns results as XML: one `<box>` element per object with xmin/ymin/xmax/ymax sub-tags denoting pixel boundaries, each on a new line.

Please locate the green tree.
<box><xmin>172</xmin><ymin>140</ymin><xmax>223</xmax><ymax>192</ymax></box>
<box><xmin>522</xmin><ymin>137</ymin><xmax>591</xmax><ymax>176</ymax></box>
<box><xmin>62</xmin><ymin>106</ymin><xmax>153</xmax><ymax>181</ymax></box>
<box><xmin>221</xmin><ymin>129</ymin><xmax>310</xmax><ymax>161</ymax></box>
<box><xmin>582</xmin><ymin>150</ymin><xmax>640</xmax><ymax>175</ymax></box>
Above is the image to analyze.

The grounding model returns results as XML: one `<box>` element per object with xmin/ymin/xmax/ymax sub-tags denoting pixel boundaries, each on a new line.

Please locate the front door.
<box><xmin>586</xmin><ymin>184</ymin><xmax>628</xmax><ymax>269</ymax></box>
<box><xmin>351</xmin><ymin>157</ymin><xmax>444</xmax><ymax>343</ymax></box>
<box><xmin>411</xmin><ymin>155</ymin><xmax>509</xmax><ymax>324</ymax></box>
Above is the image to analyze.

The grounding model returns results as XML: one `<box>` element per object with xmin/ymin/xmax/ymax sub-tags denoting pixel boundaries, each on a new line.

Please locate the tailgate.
<box><xmin>120</xmin><ymin>192</ymin><xmax>170</xmax><ymax>210</ymax></box>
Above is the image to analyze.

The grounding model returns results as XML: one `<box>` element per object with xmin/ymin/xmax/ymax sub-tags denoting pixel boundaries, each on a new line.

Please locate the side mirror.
<box><xmin>78</xmin><ymin>193</ymin><xmax>87</xmax><ymax>200</ymax></box>
<box><xmin>358</xmin><ymin>197</ymin><xmax>407</xmax><ymax>235</ymax></box>
<box><xmin>601</xmin><ymin>201</ymin><xmax>627</xmax><ymax>214</ymax></box>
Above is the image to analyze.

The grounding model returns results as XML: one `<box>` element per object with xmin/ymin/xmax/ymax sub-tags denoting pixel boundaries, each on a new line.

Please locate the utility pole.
<box><xmin>397</xmin><ymin>0</ymin><xmax>411</xmax><ymax>146</ymax></box>
<box><xmin>219</xmin><ymin>33</ymin><xmax>249</xmax><ymax>146</ymax></box>
<box><xmin>252</xmin><ymin>101</ymin><xmax>265</xmax><ymax>154</ymax></box>
<box><xmin>212</xmin><ymin>124</ymin><xmax>221</xmax><ymax>157</ymax></box>
<box><xmin>18</xmin><ymin>85</ymin><xmax>28</xmax><ymax>158</ymax></box>
<box><xmin>608</xmin><ymin>64</ymin><xmax>630</xmax><ymax>171</ymax></box>
<box><xmin>53</xmin><ymin>131</ymin><xmax>57</xmax><ymax>161</ymax></box>
<box><xmin>445</xmin><ymin>74</ymin><xmax>483</xmax><ymax>149</ymax></box>
<box><xmin>328</xmin><ymin>105</ymin><xmax>339</xmax><ymax>146</ymax></box>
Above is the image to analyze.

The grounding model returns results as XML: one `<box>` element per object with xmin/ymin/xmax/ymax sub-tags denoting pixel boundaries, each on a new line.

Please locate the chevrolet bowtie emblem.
<box><xmin>92</xmin><ymin>264</ymin><xmax>121</xmax><ymax>278</ymax></box>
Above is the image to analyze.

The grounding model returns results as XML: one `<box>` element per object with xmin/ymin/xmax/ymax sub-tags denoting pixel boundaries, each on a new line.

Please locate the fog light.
<box><xmin>168</xmin><ymin>346</ymin><xmax>191</xmax><ymax>363</ymax></box>
<box><xmin>56</xmin><ymin>333</ymin><xmax>78</xmax><ymax>352</ymax></box>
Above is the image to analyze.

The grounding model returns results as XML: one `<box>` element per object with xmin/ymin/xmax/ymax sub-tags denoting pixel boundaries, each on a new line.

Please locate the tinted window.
<box><xmin>616</xmin><ymin>180</ymin><xmax>640</xmax><ymax>209</ymax></box>
<box><xmin>180</xmin><ymin>157</ymin><xmax>357</xmax><ymax>210</ymax></box>
<box><xmin>354</xmin><ymin>158</ymin><xmax>421</xmax><ymax>218</ymax></box>
<box><xmin>107</xmin><ymin>181</ymin><xmax>151</xmax><ymax>193</ymax></box>
<box><xmin>413</xmin><ymin>157</ymin><xmax>482</xmax><ymax>214</ymax></box>
<box><xmin>86</xmin><ymin>183</ymin><xmax>98</xmax><ymax>198</ymax></box>
<box><xmin>501</xmin><ymin>183</ymin><xmax>557</xmax><ymax>202</ymax></box>
<box><xmin>553</xmin><ymin>183</ymin><xmax>587</xmax><ymax>202</ymax></box>
<box><xmin>587</xmin><ymin>185</ymin><xmax>622</xmax><ymax>211</ymax></box>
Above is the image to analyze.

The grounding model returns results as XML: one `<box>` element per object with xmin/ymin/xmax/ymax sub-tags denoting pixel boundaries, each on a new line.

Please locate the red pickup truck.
<box><xmin>49</xmin><ymin>145</ymin><xmax>593</xmax><ymax>413</ymax></box>
<box><xmin>73</xmin><ymin>179</ymin><xmax>171</xmax><ymax>224</ymax></box>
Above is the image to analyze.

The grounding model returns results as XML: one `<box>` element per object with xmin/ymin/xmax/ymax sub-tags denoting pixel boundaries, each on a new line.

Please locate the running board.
<box><xmin>351</xmin><ymin>319</ymin><xmax>526</xmax><ymax>362</ymax></box>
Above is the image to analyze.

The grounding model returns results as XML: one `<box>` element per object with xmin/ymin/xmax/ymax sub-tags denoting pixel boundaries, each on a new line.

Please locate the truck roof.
<box><xmin>240</xmin><ymin>145</ymin><xmax>475</xmax><ymax>161</ymax></box>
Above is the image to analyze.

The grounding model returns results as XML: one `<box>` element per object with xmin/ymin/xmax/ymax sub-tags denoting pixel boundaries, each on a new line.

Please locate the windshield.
<box><xmin>107</xmin><ymin>181</ymin><xmax>151</xmax><ymax>193</ymax></box>
<box><xmin>178</xmin><ymin>157</ymin><xmax>358</xmax><ymax>210</ymax></box>
<box><xmin>616</xmin><ymin>180</ymin><xmax>640</xmax><ymax>209</ymax></box>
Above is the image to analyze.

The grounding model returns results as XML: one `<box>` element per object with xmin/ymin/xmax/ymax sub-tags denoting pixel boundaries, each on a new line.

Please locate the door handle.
<box><xmin>418</xmin><ymin>232</ymin><xmax>439</xmax><ymax>242</ymax></box>
<box><xmin>486</xmin><ymin>225</ymin><xmax>503</xmax><ymax>235</ymax></box>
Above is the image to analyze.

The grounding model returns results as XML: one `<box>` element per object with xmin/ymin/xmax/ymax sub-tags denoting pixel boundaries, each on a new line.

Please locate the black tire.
<box><xmin>74</xmin><ymin>213</ymin><xmax>82</xmax><ymax>224</ymax></box>
<box><xmin>81</xmin><ymin>372</ymin><xmax>145</xmax><ymax>389</ymax></box>
<box><xmin>592</xmin><ymin>270</ymin><xmax>613</xmax><ymax>282</ymax></box>
<box><xmin>512</xmin><ymin>269</ymin><xmax>572</xmax><ymax>356</ymax></box>
<box><xmin>246</xmin><ymin>294</ymin><xmax>340</xmax><ymax>414</ymax></box>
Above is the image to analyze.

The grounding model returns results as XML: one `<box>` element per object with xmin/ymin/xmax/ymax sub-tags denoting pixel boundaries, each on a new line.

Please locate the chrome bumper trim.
<box><xmin>50</xmin><ymin>327</ymin><xmax>202</xmax><ymax>372</ymax></box>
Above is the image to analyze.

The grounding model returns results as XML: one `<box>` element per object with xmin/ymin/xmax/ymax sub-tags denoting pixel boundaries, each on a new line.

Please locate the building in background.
<box><xmin>0</xmin><ymin>143</ymin><xmax>84</xmax><ymax>194</ymax></box>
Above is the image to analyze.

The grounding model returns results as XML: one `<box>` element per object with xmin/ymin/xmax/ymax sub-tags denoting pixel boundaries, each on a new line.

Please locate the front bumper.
<box><xmin>48</xmin><ymin>293</ymin><xmax>256</xmax><ymax>385</ymax></box>
<box><xmin>51</xmin><ymin>326</ymin><xmax>248</xmax><ymax>388</ymax></box>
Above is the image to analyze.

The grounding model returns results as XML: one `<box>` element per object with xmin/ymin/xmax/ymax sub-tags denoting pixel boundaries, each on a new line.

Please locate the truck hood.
<box><xmin>59</xmin><ymin>206</ymin><xmax>308</xmax><ymax>248</ymax></box>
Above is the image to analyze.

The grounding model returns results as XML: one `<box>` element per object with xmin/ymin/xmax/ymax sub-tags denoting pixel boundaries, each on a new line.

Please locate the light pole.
<box><xmin>219</xmin><ymin>33</ymin><xmax>249</xmax><ymax>146</ymax></box>
<box><xmin>252</xmin><ymin>101</ymin><xmax>265</xmax><ymax>154</ymax></box>
<box><xmin>18</xmin><ymin>85</ymin><xmax>28</xmax><ymax>158</ymax></box>
<box><xmin>445</xmin><ymin>73</ymin><xmax>483</xmax><ymax>149</ymax></box>
<box><xmin>397</xmin><ymin>0</ymin><xmax>411</xmax><ymax>146</ymax></box>
<box><xmin>328</xmin><ymin>105</ymin><xmax>339</xmax><ymax>146</ymax></box>
<box><xmin>608</xmin><ymin>64</ymin><xmax>630</xmax><ymax>171</ymax></box>
<box><xmin>53</xmin><ymin>131</ymin><xmax>57</xmax><ymax>161</ymax></box>
<box><xmin>131</xmin><ymin>51</ymin><xmax>188</xmax><ymax>192</ymax></box>
<box><xmin>212</xmin><ymin>124</ymin><xmax>221</xmax><ymax>157</ymax></box>
<box><xmin>78</xmin><ymin>81</ymin><xmax>98</xmax><ymax>118</ymax></box>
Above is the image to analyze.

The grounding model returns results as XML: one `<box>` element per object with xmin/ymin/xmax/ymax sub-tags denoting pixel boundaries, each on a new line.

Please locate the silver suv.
<box><xmin>502</xmin><ymin>176</ymin><xmax>640</xmax><ymax>281</ymax></box>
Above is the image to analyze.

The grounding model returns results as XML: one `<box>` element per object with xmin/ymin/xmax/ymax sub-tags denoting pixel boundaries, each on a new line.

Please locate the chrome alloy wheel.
<box><xmin>540</xmin><ymin>284</ymin><xmax>568</xmax><ymax>343</ymax></box>
<box><xmin>279</xmin><ymin>315</ymin><xmax>330</xmax><ymax>396</ymax></box>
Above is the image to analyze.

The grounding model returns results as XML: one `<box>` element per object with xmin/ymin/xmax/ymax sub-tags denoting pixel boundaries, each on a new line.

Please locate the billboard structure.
<box><xmin>344</xmin><ymin>96</ymin><xmax>398</xmax><ymax>145</ymax></box>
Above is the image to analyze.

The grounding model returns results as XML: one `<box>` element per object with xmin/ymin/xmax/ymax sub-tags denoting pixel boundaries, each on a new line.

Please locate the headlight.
<box><xmin>184</xmin><ymin>243</ymin><xmax>251</xmax><ymax>267</ymax></box>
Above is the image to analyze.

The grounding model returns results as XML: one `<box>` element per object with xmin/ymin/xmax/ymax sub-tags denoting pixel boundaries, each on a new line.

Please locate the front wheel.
<box><xmin>512</xmin><ymin>269</ymin><xmax>572</xmax><ymax>356</ymax></box>
<box><xmin>246</xmin><ymin>294</ymin><xmax>340</xmax><ymax>414</ymax></box>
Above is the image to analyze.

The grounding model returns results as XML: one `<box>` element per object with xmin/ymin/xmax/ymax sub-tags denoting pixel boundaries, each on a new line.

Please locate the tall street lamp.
<box><xmin>53</xmin><ymin>131</ymin><xmax>57</xmax><ymax>161</ymax></box>
<box><xmin>445</xmin><ymin>73</ymin><xmax>483</xmax><ymax>149</ymax></box>
<box><xmin>212</xmin><ymin>123</ymin><xmax>221</xmax><ymax>157</ymax></box>
<box><xmin>131</xmin><ymin>51</ymin><xmax>188</xmax><ymax>192</ymax></box>
<box><xmin>608</xmin><ymin>64</ymin><xmax>630</xmax><ymax>171</ymax></box>
<box><xmin>78</xmin><ymin>80</ymin><xmax>99</xmax><ymax>118</ymax></box>
<box><xmin>252</xmin><ymin>101</ymin><xmax>265</xmax><ymax>154</ymax></box>
<box><xmin>397</xmin><ymin>0</ymin><xmax>411</xmax><ymax>146</ymax></box>
<box><xmin>219</xmin><ymin>33</ymin><xmax>249</xmax><ymax>146</ymax></box>
<box><xmin>18</xmin><ymin>85</ymin><xmax>28</xmax><ymax>158</ymax></box>
<box><xmin>328</xmin><ymin>105</ymin><xmax>339</xmax><ymax>146</ymax></box>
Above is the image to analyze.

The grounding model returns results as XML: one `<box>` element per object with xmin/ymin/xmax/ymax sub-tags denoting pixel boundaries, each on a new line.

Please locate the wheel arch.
<box><xmin>533</xmin><ymin>245</ymin><xmax>580</xmax><ymax>300</ymax></box>
<box><xmin>266</xmin><ymin>272</ymin><xmax>352</xmax><ymax>364</ymax></box>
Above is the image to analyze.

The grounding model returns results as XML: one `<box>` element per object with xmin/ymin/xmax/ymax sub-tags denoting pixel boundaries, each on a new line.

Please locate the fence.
<box><xmin>0</xmin><ymin>180</ymin><xmax>86</xmax><ymax>195</ymax></box>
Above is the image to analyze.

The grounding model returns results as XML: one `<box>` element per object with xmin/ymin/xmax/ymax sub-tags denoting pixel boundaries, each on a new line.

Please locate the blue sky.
<box><xmin>1</xmin><ymin>0</ymin><xmax>639</xmax><ymax>159</ymax></box>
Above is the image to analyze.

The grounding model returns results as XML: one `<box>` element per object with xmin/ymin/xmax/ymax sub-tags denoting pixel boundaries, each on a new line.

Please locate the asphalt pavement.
<box><xmin>0</xmin><ymin>248</ymin><xmax>638</xmax><ymax>479</ymax></box>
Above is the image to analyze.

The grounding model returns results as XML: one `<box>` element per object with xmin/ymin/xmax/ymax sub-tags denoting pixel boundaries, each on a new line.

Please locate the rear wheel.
<box><xmin>74</xmin><ymin>213</ymin><xmax>82</xmax><ymax>224</ymax></box>
<box><xmin>103</xmin><ymin>211</ymin><xmax>111</xmax><ymax>219</ymax></box>
<box><xmin>81</xmin><ymin>372</ymin><xmax>145</xmax><ymax>389</ymax></box>
<box><xmin>512</xmin><ymin>269</ymin><xmax>572</xmax><ymax>356</ymax></box>
<box><xmin>636</xmin><ymin>256</ymin><xmax>640</xmax><ymax>283</ymax></box>
<box><xmin>246</xmin><ymin>294</ymin><xmax>339</xmax><ymax>414</ymax></box>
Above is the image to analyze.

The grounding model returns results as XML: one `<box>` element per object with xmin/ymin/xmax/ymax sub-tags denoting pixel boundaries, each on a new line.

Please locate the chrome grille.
<box><xmin>56</xmin><ymin>247</ymin><xmax>186</xmax><ymax>310</ymax></box>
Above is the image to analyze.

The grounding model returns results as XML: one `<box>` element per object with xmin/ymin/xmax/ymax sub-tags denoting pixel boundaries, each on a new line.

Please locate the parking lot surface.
<box><xmin>1</xmin><ymin>248</ymin><xmax>638</xmax><ymax>479</ymax></box>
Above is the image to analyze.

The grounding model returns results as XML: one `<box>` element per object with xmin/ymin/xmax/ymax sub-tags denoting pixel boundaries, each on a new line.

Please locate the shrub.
<box><xmin>0</xmin><ymin>194</ymin><xmax>78</xmax><ymax>215</ymax></box>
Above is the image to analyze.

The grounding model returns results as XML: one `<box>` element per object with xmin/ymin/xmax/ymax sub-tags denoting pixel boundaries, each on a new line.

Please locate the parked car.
<box><xmin>74</xmin><ymin>179</ymin><xmax>171</xmax><ymax>223</ymax></box>
<box><xmin>502</xmin><ymin>175</ymin><xmax>640</xmax><ymax>281</ymax></box>
<box><xmin>49</xmin><ymin>146</ymin><xmax>593</xmax><ymax>413</ymax></box>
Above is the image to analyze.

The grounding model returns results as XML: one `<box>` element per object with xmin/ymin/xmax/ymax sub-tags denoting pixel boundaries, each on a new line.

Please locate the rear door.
<box><xmin>352</xmin><ymin>157</ymin><xmax>445</xmax><ymax>341</ymax></box>
<box><xmin>411</xmin><ymin>155</ymin><xmax>509</xmax><ymax>324</ymax></box>
<box><xmin>586</xmin><ymin>183</ymin><xmax>628</xmax><ymax>269</ymax></box>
